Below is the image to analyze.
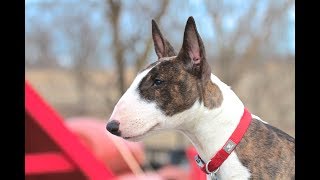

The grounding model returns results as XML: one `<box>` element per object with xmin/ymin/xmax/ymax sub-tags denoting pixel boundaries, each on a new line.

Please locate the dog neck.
<box><xmin>178</xmin><ymin>74</ymin><xmax>245</xmax><ymax>163</ymax></box>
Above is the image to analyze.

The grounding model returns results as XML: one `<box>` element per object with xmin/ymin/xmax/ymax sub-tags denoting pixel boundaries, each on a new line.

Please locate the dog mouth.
<box><xmin>123</xmin><ymin>123</ymin><xmax>160</xmax><ymax>141</ymax></box>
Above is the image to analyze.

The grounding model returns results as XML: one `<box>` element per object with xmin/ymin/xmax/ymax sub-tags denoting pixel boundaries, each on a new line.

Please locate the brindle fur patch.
<box><xmin>203</xmin><ymin>81</ymin><xmax>223</xmax><ymax>109</ymax></box>
<box><xmin>138</xmin><ymin>58</ymin><xmax>223</xmax><ymax>116</ymax></box>
<box><xmin>235</xmin><ymin>118</ymin><xmax>295</xmax><ymax>179</ymax></box>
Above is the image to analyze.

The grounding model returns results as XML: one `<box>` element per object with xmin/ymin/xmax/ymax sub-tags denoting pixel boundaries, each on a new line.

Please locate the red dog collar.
<box><xmin>194</xmin><ymin>108</ymin><xmax>252</xmax><ymax>174</ymax></box>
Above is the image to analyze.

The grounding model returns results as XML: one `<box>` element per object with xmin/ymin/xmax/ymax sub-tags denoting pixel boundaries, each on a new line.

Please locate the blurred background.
<box><xmin>25</xmin><ymin>0</ymin><xmax>294</xmax><ymax>177</ymax></box>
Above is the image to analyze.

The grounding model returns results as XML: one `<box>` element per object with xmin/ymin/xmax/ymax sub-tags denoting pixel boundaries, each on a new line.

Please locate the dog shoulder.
<box><xmin>235</xmin><ymin>118</ymin><xmax>295</xmax><ymax>179</ymax></box>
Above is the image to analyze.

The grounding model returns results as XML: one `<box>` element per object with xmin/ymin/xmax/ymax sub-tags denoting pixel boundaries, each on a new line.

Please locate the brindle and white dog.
<box><xmin>106</xmin><ymin>16</ymin><xmax>295</xmax><ymax>179</ymax></box>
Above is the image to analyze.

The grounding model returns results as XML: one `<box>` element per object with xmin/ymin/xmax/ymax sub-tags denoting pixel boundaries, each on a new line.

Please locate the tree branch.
<box><xmin>134</xmin><ymin>0</ymin><xmax>170</xmax><ymax>73</ymax></box>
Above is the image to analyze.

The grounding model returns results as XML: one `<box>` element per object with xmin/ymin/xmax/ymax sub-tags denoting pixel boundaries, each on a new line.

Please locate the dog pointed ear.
<box><xmin>177</xmin><ymin>16</ymin><xmax>211</xmax><ymax>80</ymax></box>
<box><xmin>152</xmin><ymin>19</ymin><xmax>176</xmax><ymax>59</ymax></box>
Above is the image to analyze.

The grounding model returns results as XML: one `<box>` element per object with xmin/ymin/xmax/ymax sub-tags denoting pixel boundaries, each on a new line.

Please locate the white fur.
<box><xmin>179</xmin><ymin>74</ymin><xmax>251</xmax><ymax>179</ymax></box>
<box><xmin>215</xmin><ymin>152</ymin><xmax>251</xmax><ymax>180</ymax></box>
<box><xmin>109</xmin><ymin>63</ymin><xmax>251</xmax><ymax>179</ymax></box>
<box><xmin>252</xmin><ymin>114</ymin><xmax>268</xmax><ymax>124</ymax></box>
<box><xmin>109</xmin><ymin>65</ymin><xmax>163</xmax><ymax>140</ymax></box>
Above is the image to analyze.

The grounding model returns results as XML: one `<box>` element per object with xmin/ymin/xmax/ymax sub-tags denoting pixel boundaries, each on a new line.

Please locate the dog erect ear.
<box><xmin>177</xmin><ymin>16</ymin><xmax>211</xmax><ymax>80</ymax></box>
<box><xmin>152</xmin><ymin>19</ymin><xmax>176</xmax><ymax>59</ymax></box>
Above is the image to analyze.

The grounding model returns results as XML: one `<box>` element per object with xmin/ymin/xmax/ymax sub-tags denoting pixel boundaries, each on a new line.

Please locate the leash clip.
<box><xmin>195</xmin><ymin>154</ymin><xmax>220</xmax><ymax>179</ymax></box>
<box><xmin>206</xmin><ymin>160</ymin><xmax>220</xmax><ymax>180</ymax></box>
<box><xmin>210</xmin><ymin>171</ymin><xmax>219</xmax><ymax>180</ymax></box>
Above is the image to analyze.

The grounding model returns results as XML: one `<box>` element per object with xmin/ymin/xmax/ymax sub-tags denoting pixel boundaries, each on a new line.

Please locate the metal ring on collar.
<box><xmin>205</xmin><ymin>160</ymin><xmax>220</xmax><ymax>174</ymax></box>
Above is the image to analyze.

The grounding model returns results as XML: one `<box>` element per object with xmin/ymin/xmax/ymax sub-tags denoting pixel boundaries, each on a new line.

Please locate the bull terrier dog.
<box><xmin>106</xmin><ymin>16</ymin><xmax>295</xmax><ymax>179</ymax></box>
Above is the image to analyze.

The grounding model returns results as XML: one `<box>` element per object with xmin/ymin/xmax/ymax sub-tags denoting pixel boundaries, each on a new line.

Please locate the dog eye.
<box><xmin>153</xmin><ymin>79</ymin><xmax>164</xmax><ymax>86</ymax></box>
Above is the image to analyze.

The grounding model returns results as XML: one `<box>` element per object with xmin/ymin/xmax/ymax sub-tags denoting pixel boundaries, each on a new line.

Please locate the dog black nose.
<box><xmin>106</xmin><ymin>120</ymin><xmax>121</xmax><ymax>136</ymax></box>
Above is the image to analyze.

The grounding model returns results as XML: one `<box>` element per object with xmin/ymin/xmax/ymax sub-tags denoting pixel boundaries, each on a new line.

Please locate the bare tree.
<box><xmin>37</xmin><ymin>0</ymin><xmax>102</xmax><ymax>114</ymax></box>
<box><xmin>105</xmin><ymin>0</ymin><xmax>170</xmax><ymax>96</ymax></box>
<box><xmin>133</xmin><ymin>0</ymin><xmax>170</xmax><ymax>73</ymax></box>
<box><xmin>25</xmin><ymin>27</ymin><xmax>58</xmax><ymax>68</ymax></box>
<box><xmin>206</xmin><ymin>0</ymin><xmax>294</xmax><ymax>86</ymax></box>
<box><xmin>70</xmin><ymin>21</ymin><xmax>99</xmax><ymax>114</ymax></box>
<box><xmin>106</xmin><ymin>0</ymin><xmax>126</xmax><ymax>95</ymax></box>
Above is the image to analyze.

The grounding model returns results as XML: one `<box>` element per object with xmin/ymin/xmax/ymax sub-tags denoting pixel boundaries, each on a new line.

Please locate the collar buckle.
<box><xmin>210</xmin><ymin>169</ymin><xmax>219</xmax><ymax>180</ymax></box>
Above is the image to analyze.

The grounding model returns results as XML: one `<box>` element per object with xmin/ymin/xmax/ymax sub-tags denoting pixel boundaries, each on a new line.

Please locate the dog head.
<box><xmin>106</xmin><ymin>16</ymin><xmax>223</xmax><ymax>141</ymax></box>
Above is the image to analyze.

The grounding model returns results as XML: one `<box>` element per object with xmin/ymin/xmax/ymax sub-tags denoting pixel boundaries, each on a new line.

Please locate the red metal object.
<box><xmin>25</xmin><ymin>81</ymin><xmax>115</xmax><ymax>179</ymax></box>
<box><xmin>25</xmin><ymin>153</ymin><xmax>75</xmax><ymax>174</ymax></box>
